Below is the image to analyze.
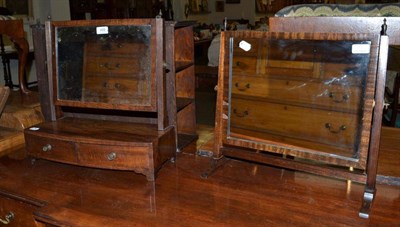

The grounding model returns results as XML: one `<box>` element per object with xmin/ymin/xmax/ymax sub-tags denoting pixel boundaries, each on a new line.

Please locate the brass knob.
<box><xmin>107</xmin><ymin>152</ymin><xmax>117</xmax><ymax>161</ymax></box>
<box><xmin>42</xmin><ymin>144</ymin><xmax>52</xmax><ymax>152</ymax></box>
<box><xmin>0</xmin><ymin>212</ymin><xmax>14</xmax><ymax>225</ymax></box>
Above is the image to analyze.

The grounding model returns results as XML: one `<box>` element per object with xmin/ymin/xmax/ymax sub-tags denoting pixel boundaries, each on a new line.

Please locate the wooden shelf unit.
<box><xmin>165</xmin><ymin>21</ymin><xmax>198</xmax><ymax>151</ymax></box>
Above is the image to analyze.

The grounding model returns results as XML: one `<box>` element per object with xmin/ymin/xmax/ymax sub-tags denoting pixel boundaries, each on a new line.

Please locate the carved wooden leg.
<box><xmin>11</xmin><ymin>37</ymin><xmax>30</xmax><ymax>95</ymax></box>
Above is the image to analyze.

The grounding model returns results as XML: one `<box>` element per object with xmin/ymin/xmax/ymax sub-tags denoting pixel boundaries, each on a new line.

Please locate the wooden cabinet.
<box><xmin>26</xmin><ymin>19</ymin><xmax>177</xmax><ymax>181</ymax></box>
<box><xmin>165</xmin><ymin>21</ymin><xmax>198</xmax><ymax>151</ymax></box>
<box><xmin>213</xmin><ymin>31</ymin><xmax>388</xmax><ymax>217</ymax></box>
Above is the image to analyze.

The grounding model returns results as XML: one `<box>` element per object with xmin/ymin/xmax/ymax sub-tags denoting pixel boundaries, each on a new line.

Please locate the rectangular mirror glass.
<box><xmin>56</xmin><ymin>25</ymin><xmax>152</xmax><ymax>106</ymax></box>
<box><xmin>227</xmin><ymin>37</ymin><xmax>371</xmax><ymax>159</ymax></box>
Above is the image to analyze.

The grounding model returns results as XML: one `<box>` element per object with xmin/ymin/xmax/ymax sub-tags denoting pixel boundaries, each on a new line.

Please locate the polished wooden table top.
<box><xmin>0</xmin><ymin>143</ymin><xmax>399</xmax><ymax>226</ymax></box>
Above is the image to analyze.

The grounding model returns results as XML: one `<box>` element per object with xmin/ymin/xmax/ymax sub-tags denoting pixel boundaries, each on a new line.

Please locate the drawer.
<box><xmin>82</xmin><ymin>76</ymin><xmax>151</xmax><ymax>105</ymax></box>
<box><xmin>77</xmin><ymin>143</ymin><xmax>152</xmax><ymax>171</ymax></box>
<box><xmin>232</xmin><ymin>38</ymin><xmax>262</xmax><ymax>57</ymax></box>
<box><xmin>229</xmin><ymin>98</ymin><xmax>358</xmax><ymax>148</ymax></box>
<box><xmin>322</xmin><ymin>62</ymin><xmax>364</xmax><ymax>83</ymax></box>
<box><xmin>85</xmin><ymin>42</ymin><xmax>149</xmax><ymax>57</ymax></box>
<box><xmin>232</xmin><ymin>57</ymin><xmax>321</xmax><ymax>79</ymax></box>
<box><xmin>25</xmin><ymin>134</ymin><xmax>77</xmax><ymax>164</ymax></box>
<box><xmin>231</xmin><ymin>56</ymin><xmax>260</xmax><ymax>75</ymax></box>
<box><xmin>84</xmin><ymin>56</ymin><xmax>143</xmax><ymax>76</ymax></box>
<box><xmin>0</xmin><ymin>196</ymin><xmax>38</xmax><ymax>226</ymax></box>
<box><xmin>232</xmin><ymin>76</ymin><xmax>361</xmax><ymax>112</ymax></box>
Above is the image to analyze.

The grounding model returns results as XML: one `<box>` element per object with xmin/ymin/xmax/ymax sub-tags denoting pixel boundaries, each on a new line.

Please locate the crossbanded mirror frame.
<box><xmin>215</xmin><ymin>31</ymin><xmax>382</xmax><ymax>171</ymax></box>
<box><xmin>48</xmin><ymin>19</ymin><xmax>160</xmax><ymax>112</ymax></box>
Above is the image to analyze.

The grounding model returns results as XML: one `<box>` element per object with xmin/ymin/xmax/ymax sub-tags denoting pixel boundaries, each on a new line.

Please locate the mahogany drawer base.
<box><xmin>24</xmin><ymin>117</ymin><xmax>176</xmax><ymax>181</ymax></box>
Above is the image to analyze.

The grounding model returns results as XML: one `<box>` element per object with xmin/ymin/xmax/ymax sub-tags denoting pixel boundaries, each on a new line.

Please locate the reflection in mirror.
<box><xmin>228</xmin><ymin>37</ymin><xmax>371</xmax><ymax>159</ymax></box>
<box><xmin>56</xmin><ymin>25</ymin><xmax>152</xmax><ymax>106</ymax></box>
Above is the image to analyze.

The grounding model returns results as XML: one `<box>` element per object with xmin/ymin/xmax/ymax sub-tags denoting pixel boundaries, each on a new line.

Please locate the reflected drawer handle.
<box><xmin>107</xmin><ymin>152</ymin><xmax>117</xmax><ymax>161</ymax></box>
<box><xmin>42</xmin><ymin>144</ymin><xmax>52</xmax><ymax>152</ymax></box>
<box><xmin>100</xmin><ymin>63</ymin><xmax>121</xmax><ymax>70</ymax></box>
<box><xmin>235</xmin><ymin>82</ymin><xmax>250</xmax><ymax>91</ymax></box>
<box><xmin>325</xmin><ymin>123</ymin><xmax>346</xmax><ymax>134</ymax></box>
<box><xmin>0</xmin><ymin>212</ymin><xmax>14</xmax><ymax>225</ymax></box>
<box><xmin>233</xmin><ymin>109</ymin><xmax>249</xmax><ymax>118</ymax></box>
<box><xmin>328</xmin><ymin>92</ymin><xmax>349</xmax><ymax>103</ymax></box>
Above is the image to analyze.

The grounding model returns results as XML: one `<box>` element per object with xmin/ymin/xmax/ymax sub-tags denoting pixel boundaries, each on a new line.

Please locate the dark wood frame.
<box><xmin>211</xmin><ymin>28</ymin><xmax>389</xmax><ymax>218</ymax></box>
<box><xmin>43</xmin><ymin>19</ymin><xmax>171</xmax><ymax>130</ymax></box>
<box><xmin>270</xmin><ymin>17</ymin><xmax>400</xmax><ymax>217</ymax></box>
<box><xmin>268</xmin><ymin>16</ymin><xmax>400</xmax><ymax>217</ymax></box>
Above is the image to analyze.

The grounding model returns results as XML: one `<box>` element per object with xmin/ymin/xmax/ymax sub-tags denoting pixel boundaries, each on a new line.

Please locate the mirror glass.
<box><xmin>56</xmin><ymin>25</ymin><xmax>152</xmax><ymax>106</ymax></box>
<box><xmin>227</xmin><ymin>37</ymin><xmax>371</xmax><ymax>159</ymax></box>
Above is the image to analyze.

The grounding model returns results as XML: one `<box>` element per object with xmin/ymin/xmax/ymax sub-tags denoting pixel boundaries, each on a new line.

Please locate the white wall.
<box><xmin>32</xmin><ymin>0</ymin><xmax>70</xmax><ymax>22</ymax></box>
<box><xmin>50</xmin><ymin>0</ymin><xmax>71</xmax><ymax>21</ymax></box>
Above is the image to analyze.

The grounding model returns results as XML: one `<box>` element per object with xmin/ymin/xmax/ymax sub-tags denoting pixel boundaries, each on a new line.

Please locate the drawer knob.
<box><xmin>325</xmin><ymin>123</ymin><xmax>346</xmax><ymax>134</ymax></box>
<box><xmin>0</xmin><ymin>212</ymin><xmax>14</xmax><ymax>225</ymax></box>
<box><xmin>107</xmin><ymin>152</ymin><xmax>117</xmax><ymax>161</ymax></box>
<box><xmin>42</xmin><ymin>144</ymin><xmax>52</xmax><ymax>152</ymax></box>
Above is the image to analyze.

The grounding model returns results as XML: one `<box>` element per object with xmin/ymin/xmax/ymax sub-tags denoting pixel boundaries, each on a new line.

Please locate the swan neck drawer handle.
<box><xmin>325</xmin><ymin>123</ymin><xmax>346</xmax><ymax>134</ymax></box>
<box><xmin>233</xmin><ymin>109</ymin><xmax>249</xmax><ymax>118</ymax></box>
<box><xmin>328</xmin><ymin>92</ymin><xmax>349</xmax><ymax>103</ymax></box>
<box><xmin>235</xmin><ymin>82</ymin><xmax>250</xmax><ymax>91</ymax></box>
<box><xmin>0</xmin><ymin>212</ymin><xmax>14</xmax><ymax>224</ymax></box>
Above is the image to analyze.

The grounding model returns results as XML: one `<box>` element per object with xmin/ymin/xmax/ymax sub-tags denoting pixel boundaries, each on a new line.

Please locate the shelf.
<box><xmin>166</xmin><ymin>22</ymin><xmax>197</xmax><ymax>152</ymax></box>
<box><xmin>176</xmin><ymin>61</ymin><xmax>194</xmax><ymax>72</ymax></box>
<box><xmin>176</xmin><ymin>97</ymin><xmax>194</xmax><ymax>112</ymax></box>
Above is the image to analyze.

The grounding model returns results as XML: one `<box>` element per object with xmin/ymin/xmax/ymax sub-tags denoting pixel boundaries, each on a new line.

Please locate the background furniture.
<box><xmin>0</xmin><ymin>18</ymin><xmax>42</xmax><ymax>159</ymax></box>
<box><xmin>0</xmin><ymin>86</ymin><xmax>8</xmax><ymax>115</ymax></box>
<box><xmin>384</xmin><ymin>45</ymin><xmax>400</xmax><ymax>126</ymax></box>
<box><xmin>0</xmin><ymin>19</ymin><xmax>30</xmax><ymax>95</ymax></box>
<box><xmin>69</xmin><ymin>0</ymin><xmax>174</xmax><ymax>20</ymax></box>
<box><xmin>384</xmin><ymin>72</ymin><xmax>400</xmax><ymax>126</ymax></box>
